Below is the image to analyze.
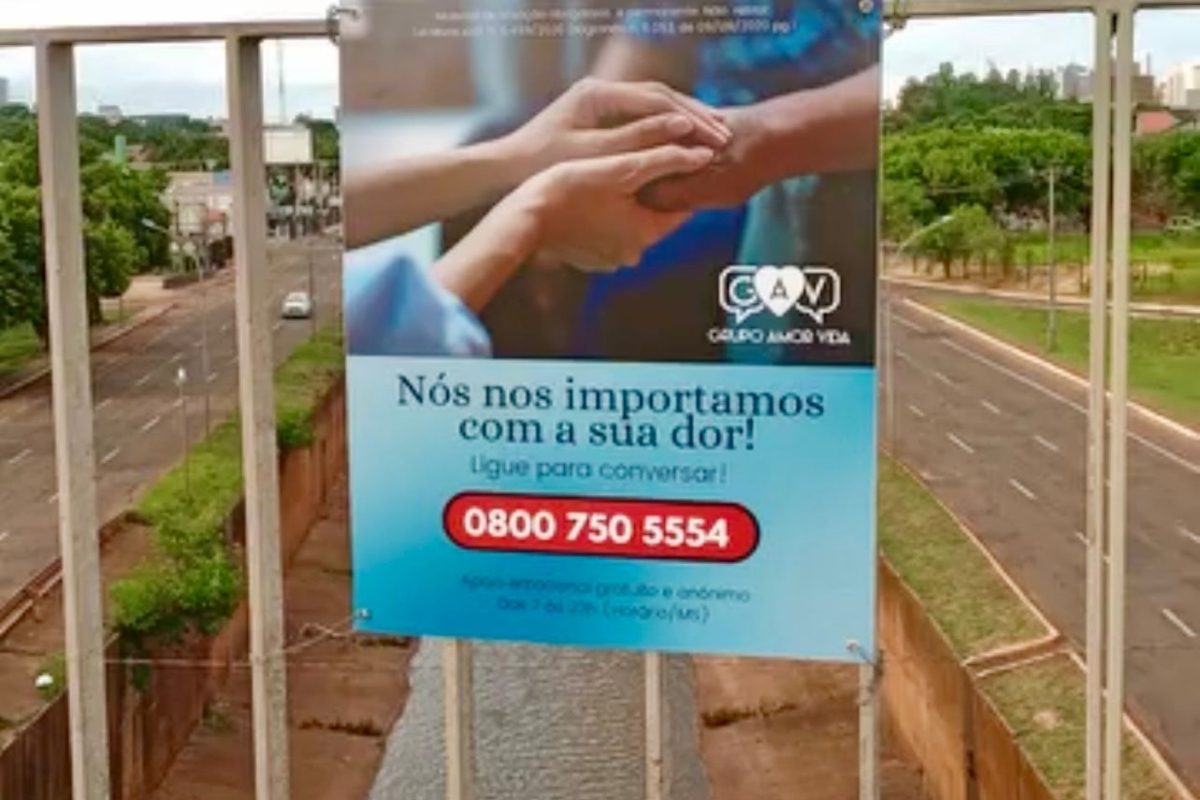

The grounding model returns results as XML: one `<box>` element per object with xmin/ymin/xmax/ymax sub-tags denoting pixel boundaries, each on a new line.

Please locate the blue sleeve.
<box><xmin>345</xmin><ymin>253</ymin><xmax>492</xmax><ymax>358</ymax></box>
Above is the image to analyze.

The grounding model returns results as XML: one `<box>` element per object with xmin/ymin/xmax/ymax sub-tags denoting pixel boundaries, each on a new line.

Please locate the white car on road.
<box><xmin>281</xmin><ymin>291</ymin><xmax>313</xmax><ymax>319</ymax></box>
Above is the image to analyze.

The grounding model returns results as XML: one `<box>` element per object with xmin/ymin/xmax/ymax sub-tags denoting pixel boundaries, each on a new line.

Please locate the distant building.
<box><xmin>164</xmin><ymin>171</ymin><xmax>234</xmax><ymax>238</ymax></box>
<box><xmin>1058</xmin><ymin>64</ymin><xmax>1090</xmax><ymax>101</ymax></box>
<box><xmin>1161</xmin><ymin>59</ymin><xmax>1200</xmax><ymax>109</ymax></box>
<box><xmin>0</xmin><ymin>77</ymin><xmax>9</xmax><ymax>105</ymax></box>
<box><xmin>1056</xmin><ymin>59</ymin><xmax>1158</xmax><ymax>106</ymax></box>
<box><xmin>97</xmin><ymin>104</ymin><xmax>123</xmax><ymax>123</ymax></box>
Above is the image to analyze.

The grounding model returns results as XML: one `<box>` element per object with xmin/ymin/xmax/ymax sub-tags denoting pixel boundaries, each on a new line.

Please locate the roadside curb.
<box><xmin>902</xmin><ymin>297</ymin><xmax>1200</xmax><ymax>444</ymax></box>
<box><xmin>888</xmin><ymin>275</ymin><xmax>1200</xmax><ymax>320</ymax></box>
<box><xmin>0</xmin><ymin>303</ymin><xmax>175</xmax><ymax>401</ymax></box>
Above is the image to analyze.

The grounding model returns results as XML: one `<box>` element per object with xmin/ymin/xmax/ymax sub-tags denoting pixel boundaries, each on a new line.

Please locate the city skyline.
<box><xmin>0</xmin><ymin>4</ymin><xmax>1198</xmax><ymax>118</ymax></box>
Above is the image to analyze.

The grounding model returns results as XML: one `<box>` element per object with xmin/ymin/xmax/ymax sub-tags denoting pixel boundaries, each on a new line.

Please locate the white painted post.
<box><xmin>645</xmin><ymin>652</ymin><xmax>666</xmax><ymax>800</ymax></box>
<box><xmin>1085</xmin><ymin>9</ymin><xmax>1113</xmax><ymax>800</ymax></box>
<box><xmin>36</xmin><ymin>39</ymin><xmax>112</xmax><ymax>800</ymax></box>
<box><xmin>444</xmin><ymin>639</ymin><xmax>476</xmax><ymax>800</ymax></box>
<box><xmin>1105</xmin><ymin>7</ymin><xmax>1134</xmax><ymax>800</ymax></box>
<box><xmin>228</xmin><ymin>35</ymin><xmax>291</xmax><ymax>800</ymax></box>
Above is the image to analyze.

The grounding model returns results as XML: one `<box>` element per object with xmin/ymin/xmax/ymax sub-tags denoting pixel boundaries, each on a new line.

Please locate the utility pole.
<box><xmin>277</xmin><ymin>40</ymin><xmax>287</xmax><ymax>125</ymax></box>
<box><xmin>1047</xmin><ymin>166</ymin><xmax>1059</xmax><ymax>352</ymax></box>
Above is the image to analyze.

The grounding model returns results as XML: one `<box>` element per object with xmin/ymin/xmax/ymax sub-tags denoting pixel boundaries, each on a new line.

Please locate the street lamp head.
<box><xmin>141</xmin><ymin>217</ymin><xmax>162</xmax><ymax>232</ymax></box>
<box><xmin>176</xmin><ymin>367</ymin><xmax>188</xmax><ymax>386</ymax></box>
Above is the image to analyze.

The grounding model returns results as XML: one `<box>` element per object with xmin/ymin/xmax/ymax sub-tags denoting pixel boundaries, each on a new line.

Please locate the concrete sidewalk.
<box><xmin>888</xmin><ymin>275</ymin><xmax>1200</xmax><ymax>320</ymax></box>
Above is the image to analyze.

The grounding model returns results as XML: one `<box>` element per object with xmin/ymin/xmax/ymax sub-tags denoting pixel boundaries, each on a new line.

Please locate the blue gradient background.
<box><xmin>350</xmin><ymin>356</ymin><xmax>876</xmax><ymax>660</ymax></box>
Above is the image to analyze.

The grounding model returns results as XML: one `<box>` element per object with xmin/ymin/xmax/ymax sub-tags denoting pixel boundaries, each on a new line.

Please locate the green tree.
<box><xmin>0</xmin><ymin>183</ymin><xmax>44</xmax><ymax>331</ymax></box>
<box><xmin>299</xmin><ymin>116</ymin><xmax>340</xmax><ymax>164</ymax></box>
<box><xmin>881</xmin><ymin>179</ymin><xmax>934</xmax><ymax>241</ymax></box>
<box><xmin>915</xmin><ymin>205</ymin><xmax>1000</xmax><ymax>278</ymax></box>
<box><xmin>85</xmin><ymin>218</ymin><xmax>138</xmax><ymax>321</ymax></box>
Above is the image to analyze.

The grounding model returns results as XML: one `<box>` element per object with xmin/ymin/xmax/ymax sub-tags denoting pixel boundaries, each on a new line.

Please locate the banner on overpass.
<box><xmin>340</xmin><ymin>0</ymin><xmax>882</xmax><ymax>659</ymax></box>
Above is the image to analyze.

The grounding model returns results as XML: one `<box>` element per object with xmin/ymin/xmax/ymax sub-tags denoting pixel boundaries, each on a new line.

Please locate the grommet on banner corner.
<box><xmin>846</xmin><ymin>639</ymin><xmax>878</xmax><ymax>668</ymax></box>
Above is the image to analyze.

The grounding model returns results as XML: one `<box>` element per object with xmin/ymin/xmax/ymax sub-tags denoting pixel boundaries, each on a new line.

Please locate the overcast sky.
<box><xmin>0</xmin><ymin>1</ymin><xmax>1198</xmax><ymax>118</ymax></box>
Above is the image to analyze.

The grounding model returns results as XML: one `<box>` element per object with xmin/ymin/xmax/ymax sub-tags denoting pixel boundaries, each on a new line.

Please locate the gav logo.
<box><xmin>719</xmin><ymin>265</ymin><xmax>841</xmax><ymax>325</ymax></box>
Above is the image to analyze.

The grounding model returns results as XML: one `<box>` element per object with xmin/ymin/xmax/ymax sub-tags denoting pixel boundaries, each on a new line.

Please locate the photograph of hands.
<box><xmin>342</xmin><ymin>0</ymin><xmax>881</xmax><ymax>365</ymax></box>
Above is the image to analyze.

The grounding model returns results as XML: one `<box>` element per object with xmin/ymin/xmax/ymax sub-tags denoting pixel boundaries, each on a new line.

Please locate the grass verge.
<box><xmin>931</xmin><ymin>296</ymin><xmax>1200</xmax><ymax>425</ymax></box>
<box><xmin>111</xmin><ymin>326</ymin><xmax>344</xmax><ymax>652</ymax></box>
<box><xmin>878</xmin><ymin>458</ymin><xmax>1045</xmax><ymax>658</ymax></box>
<box><xmin>881</xmin><ymin>458</ymin><xmax>1184</xmax><ymax>799</ymax></box>
<box><xmin>981</xmin><ymin>655</ymin><xmax>1178</xmax><ymax>800</ymax></box>
<box><xmin>0</xmin><ymin>323</ymin><xmax>41</xmax><ymax>377</ymax></box>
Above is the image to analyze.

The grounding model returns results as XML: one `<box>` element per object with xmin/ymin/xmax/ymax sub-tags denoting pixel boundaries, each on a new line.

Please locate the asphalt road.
<box><xmin>886</xmin><ymin>287</ymin><xmax>1200</xmax><ymax>789</ymax></box>
<box><xmin>0</xmin><ymin>239</ymin><xmax>344</xmax><ymax>605</ymax></box>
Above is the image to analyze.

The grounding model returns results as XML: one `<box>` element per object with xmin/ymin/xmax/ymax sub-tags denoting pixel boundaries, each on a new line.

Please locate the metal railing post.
<box><xmin>228</xmin><ymin>34</ymin><xmax>291</xmax><ymax>800</ymax></box>
<box><xmin>1085</xmin><ymin>9</ymin><xmax>1114</xmax><ymax>800</ymax></box>
<box><xmin>1104</xmin><ymin>7</ymin><xmax>1135</xmax><ymax>800</ymax></box>
<box><xmin>35</xmin><ymin>38</ymin><xmax>112</xmax><ymax>800</ymax></box>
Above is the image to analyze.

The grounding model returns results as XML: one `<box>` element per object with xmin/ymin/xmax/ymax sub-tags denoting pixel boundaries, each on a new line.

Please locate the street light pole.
<box><xmin>1047</xmin><ymin>166</ymin><xmax>1059</xmax><ymax>352</ymax></box>
<box><xmin>198</xmin><ymin>233</ymin><xmax>212</xmax><ymax>434</ymax></box>
<box><xmin>885</xmin><ymin>214</ymin><xmax>956</xmax><ymax>456</ymax></box>
<box><xmin>308</xmin><ymin>248</ymin><xmax>316</xmax><ymax>336</ymax></box>
<box><xmin>176</xmin><ymin>366</ymin><xmax>191</xmax><ymax>501</ymax></box>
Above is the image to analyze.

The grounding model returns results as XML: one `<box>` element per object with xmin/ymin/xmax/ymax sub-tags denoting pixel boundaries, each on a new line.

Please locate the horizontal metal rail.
<box><xmin>0</xmin><ymin>19</ymin><xmax>326</xmax><ymax>47</ymax></box>
<box><xmin>0</xmin><ymin>0</ymin><xmax>1195</xmax><ymax>48</ymax></box>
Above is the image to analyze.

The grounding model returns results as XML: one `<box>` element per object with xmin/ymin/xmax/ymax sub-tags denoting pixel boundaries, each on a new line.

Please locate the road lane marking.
<box><xmin>172</xmin><ymin>398</ymin><xmax>184</xmax><ymax>408</ymax></box>
<box><xmin>272</xmin><ymin>321</ymin><xmax>284</xmax><ymax>332</ymax></box>
<box><xmin>0</xmin><ymin>530</ymin><xmax>8</xmax><ymax>543</ymax></box>
<box><xmin>96</xmin><ymin>398</ymin><xmax>113</xmax><ymax>411</ymax></box>
<box><xmin>1178</xmin><ymin>525</ymin><xmax>1200</xmax><ymax>546</ymax></box>
<box><xmin>981</xmin><ymin>399</ymin><xmax>1002</xmax><ymax>415</ymax></box>
<box><xmin>947</xmin><ymin>433</ymin><xmax>975</xmax><ymax>455</ymax></box>
<box><xmin>7</xmin><ymin>448</ymin><xmax>32</xmax><ymax>465</ymax></box>
<box><xmin>938</xmin><ymin>337</ymin><xmax>1200</xmax><ymax>476</ymax></box>
<box><xmin>1034</xmin><ymin>435</ymin><xmax>1061</xmax><ymax>454</ymax></box>
<box><xmin>1074</xmin><ymin>530</ymin><xmax>1088</xmax><ymax>545</ymax></box>
<box><xmin>101</xmin><ymin>447</ymin><xmax>121</xmax><ymax>465</ymax></box>
<box><xmin>932</xmin><ymin>370</ymin><xmax>955</xmax><ymax>387</ymax></box>
<box><xmin>1009</xmin><ymin>478</ymin><xmax>1038</xmax><ymax>501</ymax></box>
<box><xmin>141</xmin><ymin>415</ymin><xmax>162</xmax><ymax>433</ymax></box>
<box><xmin>170</xmin><ymin>352</ymin><xmax>184</xmax><ymax>363</ymax></box>
<box><xmin>892</xmin><ymin>314</ymin><xmax>926</xmax><ymax>333</ymax></box>
<box><xmin>135</xmin><ymin>372</ymin><xmax>153</xmax><ymax>387</ymax></box>
<box><xmin>908</xmin><ymin>298</ymin><xmax>1200</xmax><ymax>444</ymax></box>
<box><xmin>46</xmin><ymin>493</ymin><xmax>58</xmax><ymax>505</ymax></box>
<box><xmin>1162</xmin><ymin>608</ymin><xmax>1197</xmax><ymax>639</ymax></box>
<box><xmin>908</xmin><ymin>404</ymin><xmax>925</xmax><ymax>419</ymax></box>
<box><xmin>895</xmin><ymin>349</ymin><xmax>916</xmax><ymax>366</ymax></box>
<box><xmin>207</xmin><ymin>372</ymin><xmax>218</xmax><ymax>384</ymax></box>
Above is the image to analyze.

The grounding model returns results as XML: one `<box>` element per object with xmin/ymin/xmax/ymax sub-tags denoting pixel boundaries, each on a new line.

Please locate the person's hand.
<box><xmin>503</xmin><ymin>78</ymin><xmax>730</xmax><ymax>178</ymax></box>
<box><xmin>638</xmin><ymin>106</ymin><xmax>776</xmax><ymax>212</ymax></box>
<box><xmin>501</xmin><ymin>144</ymin><xmax>716</xmax><ymax>272</ymax></box>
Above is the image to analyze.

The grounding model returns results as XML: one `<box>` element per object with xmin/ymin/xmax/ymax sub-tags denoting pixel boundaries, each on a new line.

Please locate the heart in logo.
<box><xmin>752</xmin><ymin>266</ymin><xmax>805</xmax><ymax>318</ymax></box>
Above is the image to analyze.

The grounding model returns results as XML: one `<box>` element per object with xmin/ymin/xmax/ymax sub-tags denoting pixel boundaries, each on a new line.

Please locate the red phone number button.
<box><xmin>444</xmin><ymin>493</ymin><xmax>759</xmax><ymax>563</ymax></box>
